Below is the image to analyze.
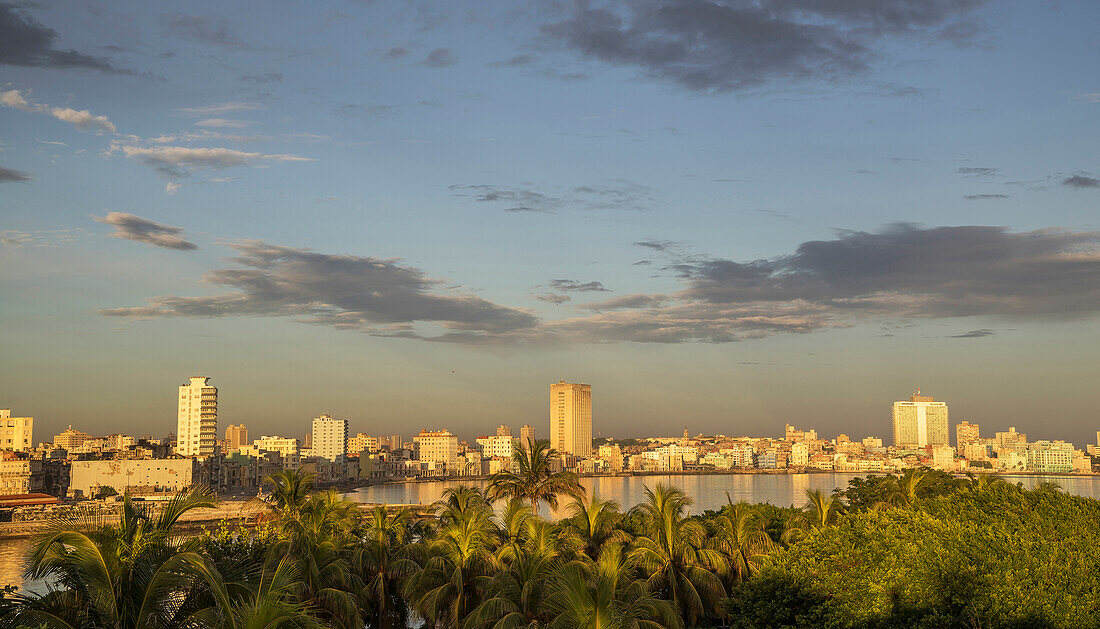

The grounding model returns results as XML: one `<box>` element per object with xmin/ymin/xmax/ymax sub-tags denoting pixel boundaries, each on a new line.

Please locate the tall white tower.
<box><xmin>550</xmin><ymin>380</ymin><xmax>592</xmax><ymax>456</ymax></box>
<box><xmin>177</xmin><ymin>376</ymin><xmax>217</xmax><ymax>456</ymax></box>
<box><xmin>311</xmin><ymin>414</ymin><xmax>349</xmax><ymax>461</ymax></box>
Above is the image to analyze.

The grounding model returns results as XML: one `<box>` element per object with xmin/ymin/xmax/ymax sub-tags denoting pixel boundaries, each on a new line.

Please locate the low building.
<box><xmin>0</xmin><ymin>453</ymin><xmax>44</xmax><ymax>495</ymax></box>
<box><xmin>414</xmin><ymin>429</ymin><xmax>458</xmax><ymax>474</ymax></box>
<box><xmin>0</xmin><ymin>410</ymin><xmax>33</xmax><ymax>452</ymax></box>
<box><xmin>1026</xmin><ymin>441</ymin><xmax>1073</xmax><ymax>474</ymax></box>
<box><xmin>69</xmin><ymin>458</ymin><xmax>198</xmax><ymax>498</ymax></box>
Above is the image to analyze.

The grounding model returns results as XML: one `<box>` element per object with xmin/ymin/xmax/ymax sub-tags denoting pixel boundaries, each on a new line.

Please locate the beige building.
<box><xmin>70</xmin><ymin>459</ymin><xmax>197</xmax><ymax>498</ymax></box>
<box><xmin>519</xmin><ymin>424</ymin><xmax>535</xmax><ymax>448</ymax></box>
<box><xmin>347</xmin><ymin>433</ymin><xmax>379</xmax><ymax>457</ymax></box>
<box><xmin>414</xmin><ymin>429</ymin><xmax>458</xmax><ymax>473</ymax></box>
<box><xmin>496</xmin><ymin>424</ymin><xmax>512</xmax><ymax>437</ymax></box>
<box><xmin>892</xmin><ymin>390</ymin><xmax>948</xmax><ymax>448</ymax></box>
<box><xmin>177</xmin><ymin>377</ymin><xmax>217</xmax><ymax>456</ymax></box>
<box><xmin>956</xmin><ymin>421</ymin><xmax>980</xmax><ymax>448</ymax></box>
<box><xmin>1</xmin><ymin>410</ymin><xmax>33</xmax><ymax>452</ymax></box>
<box><xmin>550</xmin><ymin>380</ymin><xmax>592</xmax><ymax>457</ymax></box>
<box><xmin>995</xmin><ymin>427</ymin><xmax>1027</xmax><ymax>451</ymax></box>
<box><xmin>597</xmin><ymin>444</ymin><xmax>624</xmax><ymax>471</ymax></box>
<box><xmin>252</xmin><ymin>435</ymin><xmax>299</xmax><ymax>458</ymax></box>
<box><xmin>53</xmin><ymin>426</ymin><xmax>90</xmax><ymax>451</ymax></box>
<box><xmin>311</xmin><ymin>414</ymin><xmax>348</xmax><ymax>461</ymax></box>
<box><xmin>0</xmin><ymin>454</ymin><xmax>43</xmax><ymax>494</ymax></box>
<box><xmin>476</xmin><ymin>434</ymin><xmax>516</xmax><ymax>460</ymax></box>
<box><xmin>225</xmin><ymin>424</ymin><xmax>248</xmax><ymax>450</ymax></box>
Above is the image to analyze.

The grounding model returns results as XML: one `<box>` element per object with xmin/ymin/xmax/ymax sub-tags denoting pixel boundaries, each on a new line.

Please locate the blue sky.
<box><xmin>1</xmin><ymin>0</ymin><xmax>1098</xmax><ymax>446</ymax></box>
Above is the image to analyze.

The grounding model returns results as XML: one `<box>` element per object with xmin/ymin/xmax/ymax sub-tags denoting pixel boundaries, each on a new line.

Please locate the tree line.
<box><xmin>2</xmin><ymin>439</ymin><xmax>1098</xmax><ymax>628</ymax></box>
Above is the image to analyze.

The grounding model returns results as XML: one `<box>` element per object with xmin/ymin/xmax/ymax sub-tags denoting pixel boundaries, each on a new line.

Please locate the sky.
<box><xmin>1</xmin><ymin>0</ymin><xmax>1098</xmax><ymax>447</ymax></box>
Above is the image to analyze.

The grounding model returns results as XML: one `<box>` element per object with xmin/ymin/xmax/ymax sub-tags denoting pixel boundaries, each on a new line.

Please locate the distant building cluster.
<box><xmin>0</xmin><ymin>383</ymin><xmax>1096</xmax><ymax>502</ymax></box>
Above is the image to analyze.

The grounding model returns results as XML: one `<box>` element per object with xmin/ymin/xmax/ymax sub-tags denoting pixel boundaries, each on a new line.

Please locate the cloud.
<box><xmin>534</xmin><ymin>293</ymin><xmax>572</xmax><ymax>305</ymax></box>
<box><xmin>548</xmin><ymin>279</ymin><xmax>611</xmax><ymax>292</ymax></box>
<box><xmin>422</xmin><ymin>47</ymin><xmax>457</xmax><ymax>68</ymax></box>
<box><xmin>95</xmin><ymin>212</ymin><xmax>198</xmax><ymax>250</ymax></box>
<box><xmin>239</xmin><ymin>72</ymin><xmax>282</xmax><ymax>84</ymax></box>
<box><xmin>0</xmin><ymin>3</ymin><xmax>116</xmax><ymax>71</ymax></box>
<box><xmin>963</xmin><ymin>194</ymin><xmax>1008</xmax><ymax>200</ymax></box>
<box><xmin>954</xmin><ymin>166</ymin><xmax>998</xmax><ymax>177</ymax></box>
<box><xmin>951</xmin><ymin>328</ymin><xmax>995</xmax><ymax>338</ymax></box>
<box><xmin>540</xmin><ymin>0</ymin><xmax>990</xmax><ymax>93</ymax></box>
<box><xmin>102</xmin><ymin>241</ymin><xmax>539</xmax><ymax>339</ymax></box>
<box><xmin>165</xmin><ymin>182</ymin><xmax>181</xmax><ymax>194</ymax></box>
<box><xmin>633</xmin><ymin>239</ymin><xmax>678</xmax><ymax>252</ymax></box>
<box><xmin>450</xmin><ymin>181</ymin><xmax>656</xmax><ymax>213</ymax></box>
<box><xmin>115</xmin><ymin>145</ymin><xmax>312</xmax><ymax>177</ymax></box>
<box><xmin>0</xmin><ymin>165</ymin><xmax>32</xmax><ymax>182</ymax></box>
<box><xmin>175</xmin><ymin>102</ymin><xmax>261</xmax><ymax>117</ymax></box>
<box><xmin>0</xmin><ymin>90</ymin><xmax>116</xmax><ymax>134</ymax></box>
<box><xmin>488</xmin><ymin>54</ymin><xmax>535</xmax><ymax>67</ymax></box>
<box><xmin>1073</xmin><ymin>92</ymin><xmax>1100</xmax><ymax>104</ymax></box>
<box><xmin>195</xmin><ymin>118</ymin><xmax>254</xmax><ymax>128</ymax></box>
<box><xmin>381</xmin><ymin>46</ymin><xmax>410</xmax><ymax>60</ymax></box>
<box><xmin>1063</xmin><ymin>174</ymin><xmax>1099</xmax><ymax>189</ymax></box>
<box><xmin>0</xmin><ymin>228</ymin><xmax>83</xmax><ymax>247</ymax></box>
<box><xmin>550</xmin><ymin>224</ymin><xmax>1100</xmax><ymax>343</ymax></box>
<box><xmin>160</xmin><ymin>13</ymin><xmax>249</xmax><ymax>49</ymax></box>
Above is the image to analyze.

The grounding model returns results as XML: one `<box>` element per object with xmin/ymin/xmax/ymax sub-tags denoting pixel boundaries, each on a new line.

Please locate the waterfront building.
<box><xmin>550</xmin><ymin>380</ymin><xmax>592</xmax><ymax>457</ymax></box>
<box><xmin>414</xmin><ymin>429</ymin><xmax>458</xmax><ymax>473</ymax></box>
<box><xmin>475</xmin><ymin>433</ymin><xmax>516</xmax><ymax>460</ymax></box>
<box><xmin>1026</xmin><ymin>441</ymin><xmax>1073</xmax><ymax>474</ymax></box>
<box><xmin>995</xmin><ymin>427</ymin><xmax>1027</xmax><ymax>452</ymax></box>
<box><xmin>311</xmin><ymin>414</ymin><xmax>348</xmax><ymax>462</ymax></box>
<box><xmin>597</xmin><ymin>444</ymin><xmax>624</xmax><ymax>471</ymax></box>
<box><xmin>519</xmin><ymin>424</ymin><xmax>535</xmax><ymax>449</ymax></box>
<box><xmin>0</xmin><ymin>410</ymin><xmax>33</xmax><ymax>452</ymax></box>
<box><xmin>956</xmin><ymin>421</ymin><xmax>980</xmax><ymax>448</ymax></box>
<box><xmin>225</xmin><ymin>424</ymin><xmax>248</xmax><ymax>450</ymax></box>
<box><xmin>892</xmin><ymin>390</ymin><xmax>949</xmax><ymax>448</ymax></box>
<box><xmin>0</xmin><ymin>452</ymin><xmax>43</xmax><ymax>494</ymax></box>
<box><xmin>790</xmin><ymin>442</ymin><xmax>809</xmax><ymax>466</ymax></box>
<box><xmin>347</xmin><ymin>433</ymin><xmax>379</xmax><ymax>457</ymax></box>
<box><xmin>70</xmin><ymin>459</ymin><xmax>198</xmax><ymax>498</ymax></box>
<box><xmin>53</xmin><ymin>426</ymin><xmax>90</xmax><ymax>451</ymax></box>
<box><xmin>176</xmin><ymin>377</ymin><xmax>217</xmax><ymax>457</ymax></box>
<box><xmin>252</xmin><ymin>435</ymin><xmax>299</xmax><ymax>459</ymax></box>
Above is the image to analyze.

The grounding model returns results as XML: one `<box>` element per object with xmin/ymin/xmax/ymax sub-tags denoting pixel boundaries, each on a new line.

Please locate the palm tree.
<box><xmin>803</xmin><ymin>488</ymin><xmax>844</xmax><ymax>528</ymax></box>
<box><xmin>543</xmin><ymin>544</ymin><xmax>682</xmax><ymax>629</ymax></box>
<box><xmin>561</xmin><ymin>495</ymin><xmax>630</xmax><ymax>561</ymax></box>
<box><xmin>707</xmin><ymin>494</ymin><xmax>774</xmax><ymax>588</ymax></box>
<box><xmin>627</xmin><ymin>484</ymin><xmax>726</xmax><ymax>626</ymax></box>
<box><xmin>487</xmin><ymin>439</ymin><xmax>586</xmax><ymax>512</ymax></box>
<box><xmin>885</xmin><ymin>469</ymin><xmax>927</xmax><ymax>508</ymax></box>
<box><xmin>966</xmin><ymin>472</ymin><xmax>1007</xmax><ymax>492</ymax></box>
<box><xmin>12</xmin><ymin>485</ymin><xmax>218</xmax><ymax>628</ymax></box>
<box><xmin>353</xmin><ymin>507</ymin><xmax>420</xmax><ymax>629</ymax></box>
<box><xmin>466</xmin><ymin>516</ymin><xmax>561</xmax><ymax>629</ymax></box>
<box><xmin>405</xmin><ymin>494</ymin><xmax>500</xmax><ymax>627</ymax></box>
<box><xmin>264</xmin><ymin>468</ymin><xmax>316</xmax><ymax>515</ymax></box>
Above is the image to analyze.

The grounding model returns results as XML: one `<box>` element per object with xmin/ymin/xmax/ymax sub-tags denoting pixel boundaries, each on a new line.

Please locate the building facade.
<box><xmin>176</xmin><ymin>377</ymin><xmax>217</xmax><ymax>456</ymax></box>
<box><xmin>347</xmin><ymin>433</ymin><xmax>379</xmax><ymax>457</ymax></box>
<box><xmin>550</xmin><ymin>380</ymin><xmax>592</xmax><ymax>457</ymax></box>
<box><xmin>70</xmin><ymin>459</ymin><xmax>197</xmax><ymax>498</ymax></box>
<box><xmin>475</xmin><ymin>434</ymin><xmax>516</xmax><ymax>460</ymax></box>
<box><xmin>892</xmin><ymin>390</ymin><xmax>948</xmax><ymax>448</ymax></box>
<box><xmin>414</xmin><ymin>429</ymin><xmax>458</xmax><ymax>473</ymax></box>
<box><xmin>519</xmin><ymin>424</ymin><xmax>535</xmax><ymax>448</ymax></box>
<box><xmin>225</xmin><ymin>424</ymin><xmax>248</xmax><ymax>450</ymax></box>
<box><xmin>53</xmin><ymin>426</ymin><xmax>90</xmax><ymax>451</ymax></box>
<box><xmin>955</xmin><ymin>421</ymin><xmax>980</xmax><ymax>448</ymax></box>
<box><xmin>0</xmin><ymin>410</ymin><xmax>33</xmax><ymax>452</ymax></box>
<box><xmin>311</xmin><ymin>414</ymin><xmax>348</xmax><ymax>462</ymax></box>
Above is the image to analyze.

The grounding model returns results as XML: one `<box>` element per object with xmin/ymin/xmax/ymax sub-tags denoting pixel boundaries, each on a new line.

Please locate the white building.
<box><xmin>476</xmin><ymin>434</ymin><xmax>516</xmax><ymax>460</ymax></box>
<box><xmin>790</xmin><ymin>442</ymin><xmax>809</xmax><ymax>466</ymax></box>
<box><xmin>414</xmin><ymin>429</ymin><xmax>458</xmax><ymax>473</ymax></box>
<box><xmin>1026</xmin><ymin>441</ymin><xmax>1073</xmax><ymax>474</ymax></box>
<box><xmin>932</xmin><ymin>445</ymin><xmax>956</xmax><ymax>471</ymax></box>
<box><xmin>311</xmin><ymin>414</ymin><xmax>348</xmax><ymax>462</ymax></box>
<box><xmin>550</xmin><ymin>380</ymin><xmax>592</xmax><ymax>457</ymax></box>
<box><xmin>176</xmin><ymin>377</ymin><xmax>217</xmax><ymax>457</ymax></box>
<box><xmin>252</xmin><ymin>435</ymin><xmax>299</xmax><ymax>459</ymax></box>
<box><xmin>0</xmin><ymin>410</ymin><xmax>33</xmax><ymax>452</ymax></box>
<box><xmin>347</xmin><ymin>433</ymin><xmax>379</xmax><ymax>456</ymax></box>
<box><xmin>892</xmin><ymin>390</ymin><xmax>949</xmax><ymax>448</ymax></box>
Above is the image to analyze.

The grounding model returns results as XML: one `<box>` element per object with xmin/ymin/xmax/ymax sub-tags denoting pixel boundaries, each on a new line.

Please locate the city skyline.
<box><xmin>2</xmin><ymin>1</ymin><xmax>1099</xmax><ymax>447</ymax></box>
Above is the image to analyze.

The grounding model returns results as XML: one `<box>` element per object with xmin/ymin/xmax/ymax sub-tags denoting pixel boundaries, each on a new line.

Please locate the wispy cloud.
<box><xmin>964</xmin><ymin>194</ymin><xmax>1008</xmax><ymax>200</ymax></box>
<box><xmin>95</xmin><ymin>212</ymin><xmax>197</xmax><ymax>250</ymax></box>
<box><xmin>1</xmin><ymin>90</ymin><xmax>116</xmax><ymax>134</ymax></box>
<box><xmin>1063</xmin><ymin>174</ymin><xmax>1099</xmax><ymax>189</ymax></box>
<box><xmin>422</xmin><ymin>48</ymin><xmax>457</xmax><ymax>68</ymax></box>
<box><xmin>951</xmin><ymin>329</ymin><xmax>996</xmax><ymax>338</ymax></box>
<box><xmin>450</xmin><ymin>180</ymin><xmax>656</xmax><ymax>214</ymax></box>
<box><xmin>113</xmin><ymin>145</ymin><xmax>312</xmax><ymax>177</ymax></box>
<box><xmin>175</xmin><ymin>102</ymin><xmax>261</xmax><ymax>117</ymax></box>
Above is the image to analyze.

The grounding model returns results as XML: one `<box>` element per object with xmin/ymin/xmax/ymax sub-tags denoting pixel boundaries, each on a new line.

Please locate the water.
<box><xmin>343</xmin><ymin>472</ymin><xmax>1100</xmax><ymax>517</ymax></box>
<box><xmin>4</xmin><ymin>473</ymin><xmax>1098</xmax><ymax>591</ymax></box>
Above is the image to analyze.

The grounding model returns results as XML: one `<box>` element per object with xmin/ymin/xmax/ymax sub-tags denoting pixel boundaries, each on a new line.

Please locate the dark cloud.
<box><xmin>102</xmin><ymin>241</ymin><xmax>539</xmax><ymax>340</ymax></box>
<box><xmin>450</xmin><ymin>181</ymin><xmax>655</xmax><ymax>214</ymax></box>
<box><xmin>0</xmin><ymin>165</ymin><xmax>32</xmax><ymax>182</ymax></box>
<box><xmin>0</xmin><ymin>3</ymin><xmax>116</xmax><ymax>71</ymax></box>
<box><xmin>160</xmin><ymin>13</ymin><xmax>249</xmax><ymax>49</ymax></box>
<box><xmin>533</xmin><ymin>293</ymin><xmax>572</xmax><ymax>305</ymax></box>
<box><xmin>541</xmin><ymin>0</ymin><xmax>989</xmax><ymax>93</ymax></box>
<box><xmin>1063</xmin><ymin>174</ymin><xmax>1099</xmax><ymax>189</ymax></box>
<box><xmin>422</xmin><ymin>48</ymin><xmax>457</xmax><ymax>68</ymax></box>
<box><xmin>95</xmin><ymin>212</ymin><xmax>197</xmax><ymax>250</ymax></box>
<box><xmin>382</xmin><ymin>46</ymin><xmax>410</xmax><ymax>60</ymax></box>
<box><xmin>963</xmin><ymin>194</ymin><xmax>1008</xmax><ymax>200</ymax></box>
<box><xmin>239</xmin><ymin>72</ymin><xmax>282</xmax><ymax>84</ymax></box>
<box><xmin>954</xmin><ymin>166</ymin><xmax>999</xmax><ymax>177</ymax></box>
<box><xmin>488</xmin><ymin>53</ymin><xmax>535</xmax><ymax>67</ymax></box>
<box><xmin>548</xmin><ymin>279</ymin><xmax>610</xmax><ymax>292</ymax></box>
<box><xmin>951</xmin><ymin>329</ymin><xmax>995</xmax><ymax>338</ymax></box>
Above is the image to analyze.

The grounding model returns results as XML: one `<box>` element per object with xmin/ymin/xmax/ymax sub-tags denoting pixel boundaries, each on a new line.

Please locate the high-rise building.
<box><xmin>956</xmin><ymin>421</ymin><xmax>980</xmax><ymax>448</ymax></box>
<box><xmin>519</xmin><ymin>424</ymin><xmax>535</xmax><ymax>449</ymax></box>
<box><xmin>347</xmin><ymin>433</ymin><xmax>379</xmax><ymax>457</ymax></box>
<box><xmin>414</xmin><ymin>429</ymin><xmax>458</xmax><ymax>472</ymax></box>
<box><xmin>550</xmin><ymin>380</ymin><xmax>592</xmax><ymax>457</ymax></box>
<box><xmin>53</xmin><ymin>426</ymin><xmax>90</xmax><ymax>451</ymax></box>
<box><xmin>995</xmin><ymin>427</ymin><xmax>1027</xmax><ymax>451</ymax></box>
<box><xmin>0</xmin><ymin>410</ymin><xmax>33</xmax><ymax>452</ymax></box>
<box><xmin>225</xmin><ymin>424</ymin><xmax>248</xmax><ymax>450</ymax></box>
<box><xmin>391</xmin><ymin>434</ymin><xmax>401</xmax><ymax>451</ymax></box>
<box><xmin>311</xmin><ymin>414</ymin><xmax>348</xmax><ymax>461</ymax></box>
<box><xmin>496</xmin><ymin>424</ymin><xmax>512</xmax><ymax>437</ymax></box>
<box><xmin>891</xmin><ymin>389</ymin><xmax>948</xmax><ymax>449</ymax></box>
<box><xmin>176</xmin><ymin>377</ymin><xmax>217</xmax><ymax>457</ymax></box>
